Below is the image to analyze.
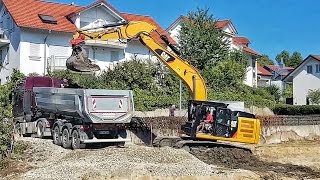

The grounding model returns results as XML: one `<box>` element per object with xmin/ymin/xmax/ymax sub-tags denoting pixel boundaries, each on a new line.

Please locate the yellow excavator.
<box><xmin>66</xmin><ymin>20</ymin><xmax>261</xmax><ymax>150</ymax></box>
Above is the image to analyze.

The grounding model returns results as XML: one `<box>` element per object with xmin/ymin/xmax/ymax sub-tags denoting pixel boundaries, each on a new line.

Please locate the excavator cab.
<box><xmin>183</xmin><ymin>100</ymin><xmax>260</xmax><ymax>144</ymax></box>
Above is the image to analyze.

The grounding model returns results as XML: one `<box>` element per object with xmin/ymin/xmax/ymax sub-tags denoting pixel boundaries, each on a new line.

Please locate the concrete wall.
<box><xmin>134</xmin><ymin>101</ymin><xmax>245</xmax><ymax>117</ymax></box>
<box><xmin>261</xmin><ymin>125</ymin><xmax>320</xmax><ymax>144</ymax></box>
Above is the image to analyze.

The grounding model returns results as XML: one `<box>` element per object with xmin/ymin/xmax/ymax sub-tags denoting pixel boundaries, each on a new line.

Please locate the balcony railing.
<box><xmin>47</xmin><ymin>55</ymin><xmax>68</xmax><ymax>72</ymax></box>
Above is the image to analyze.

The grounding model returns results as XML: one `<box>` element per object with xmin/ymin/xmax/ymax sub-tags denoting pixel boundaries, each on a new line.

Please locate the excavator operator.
<box><xmin>197</xmin><ymin>109</ymin><xmax>215</xmax><ymax>133</ymax></box>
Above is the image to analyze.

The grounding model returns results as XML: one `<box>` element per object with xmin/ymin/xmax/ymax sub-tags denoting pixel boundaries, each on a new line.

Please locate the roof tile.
<box><xmin>257</xmin><ymin>65</ymin><xmax>272</xmax><ymax>76</ymax></box>
<box><xmin>243</xmin><ymin>47</ymin><xmax>261</xmax><ymax>57</ymax></box>
<box><xmin>232</xmin><ymin>36</ymin><xmax>250</xmax><ymax>46</ymax></box>
<box><xmin>3</xmin><ymin>0</ymin><xmax>83</xmax><ymax>33</ymax></box>
<box><xmin>3</xmin><ymin>0</ymin><xmax>176</xmax><ymax>44</ymax></box>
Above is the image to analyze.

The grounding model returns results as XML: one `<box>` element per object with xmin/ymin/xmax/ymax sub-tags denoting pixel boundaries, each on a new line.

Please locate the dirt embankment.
<box><xmin>2</xmin><ymin>136</ymin><xmax>320</xmax><ymax>180</ymax></box>
<box><xmin>1</xmin><ymin>137</ymin><xmax>258</xmax><ymax>180</ymax></box>
<box><xmin>190</xmin><ymin>145</ymin><xmax>320</xmax><ymax>179</ymax></box>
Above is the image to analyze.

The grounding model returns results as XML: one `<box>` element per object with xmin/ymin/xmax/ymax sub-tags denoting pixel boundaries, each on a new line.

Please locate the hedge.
<box><xmin>273</xmin><ymin>104</ymin><xmax>320</xmax><ymax>115</ymax></box>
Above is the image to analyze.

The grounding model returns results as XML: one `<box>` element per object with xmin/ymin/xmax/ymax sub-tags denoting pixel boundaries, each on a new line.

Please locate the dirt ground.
<box><xmin>1</xmin><ymin>137</ymin><xmax>320</xmax><ymax>180</ymax></box>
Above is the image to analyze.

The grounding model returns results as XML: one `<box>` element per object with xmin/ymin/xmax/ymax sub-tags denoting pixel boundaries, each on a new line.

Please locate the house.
<box><xmin>283</xmin><ymin>55</ymin><xmax>320</xmax><ymax>105</ymax></box>
<box><xmin>257</xmin><ymin>65</ymin><xmax>272</xmax><ymax>87</ymax></box>
<box><xmin>166</xmin><ymin>15</ymin><xmax>262</xmax><ymax>88</ymax></box>
<box><xmin>264</xmin><ymin>64</ymin><xmax>294</xmax><ymax>81</ymax></box>
<box><xmin>0</xmin><ymin>0</ymin><xmax>175</xmax><ymax>84</ymax></box>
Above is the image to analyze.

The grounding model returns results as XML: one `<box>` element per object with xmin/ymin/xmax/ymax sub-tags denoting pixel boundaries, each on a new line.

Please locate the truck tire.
<box><xmin>53</xmin><ymin>126</ymin><xmax>62</xmax><ymax>146</ymax></box>
<box><xmin>71</xmin><ymin>130</ymin><xmax>85</xmax><ymax>149</ymax></box>
<box><xmin>36</xmin><ymin>121</ymin><xmax>45</xmax><ymax>138</ymax></box>
<box><xmin>14</xmin><ymin>123</ymin><xmax>22</xmax><ymax>137</ymax></box>
<box><xmin>62</xmin><ymin>128</ymin><xmax>71</xmax><ymax>149</ymax></box>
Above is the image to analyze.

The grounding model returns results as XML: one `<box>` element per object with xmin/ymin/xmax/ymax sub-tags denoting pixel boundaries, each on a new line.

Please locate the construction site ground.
<box><xmin>1</xmin><ymin>137</ymin><xmax>320</xmax><ymax>180</ymax></box>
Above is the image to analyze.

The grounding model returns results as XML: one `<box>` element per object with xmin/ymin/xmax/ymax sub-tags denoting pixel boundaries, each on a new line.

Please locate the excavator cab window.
<box><xmin>214</xmin><ymin>108</ymin><xmax>232</xmax><ymax>137</ymax></box>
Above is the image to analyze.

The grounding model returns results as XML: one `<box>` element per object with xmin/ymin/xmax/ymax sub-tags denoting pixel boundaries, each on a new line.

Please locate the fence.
<box><xmin>258</xmin><ymin>115</ymin><xmax>320</xmax><ymax>127</ymax></box>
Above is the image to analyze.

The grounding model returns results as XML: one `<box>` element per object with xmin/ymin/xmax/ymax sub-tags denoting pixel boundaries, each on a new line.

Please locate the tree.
<box><xmin>308</xmin><ymin>89</ymin><xmax>320</xmax><ymax>105</ymax></box>
<box><xmin>275</xmin><ymin>50</ymin><xmax>302</xmax><ymax>68</ymax></box>
<box><xmin>204</xmin><ymin>51</ymin><xmax>247</xmax><ymax>90</ymax></box>
<box><xmin>288</xmin><ymin>52</ymin><xmax>303</xmax><ymax>68</ymax></box>
<box><xmin>257</xmin><ymin>54</ymin><xmax>274</xmax><ymax>67</ymax></box>
<box><xmin>179</xmin><ymin>8</ymin><xmax>229</xmax><ymax>70</ymax></box>
<box><xmin>275</xmin><ymin>50</ymin><xmax>290</xmax><ymax>65</ymax></box>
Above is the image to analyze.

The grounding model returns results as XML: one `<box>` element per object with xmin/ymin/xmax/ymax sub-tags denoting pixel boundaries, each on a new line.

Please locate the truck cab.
<box><xmin>12</xmin><ymin>76</ymin><xmax>63</xmax><ymax>122</ymax></box>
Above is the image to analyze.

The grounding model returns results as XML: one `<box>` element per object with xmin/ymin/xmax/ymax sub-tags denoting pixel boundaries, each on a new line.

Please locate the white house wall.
<box><xmin>79</xmin><ymin>6</ymin><xmax>121</xmax><ymax>29</ymax></box>
<box><xmin>0</xmin><ymin>5</ymin><xmax>21</xmax><ymax>84</ymax></box>
<box><xmin>292</xmin><ymin>58</ymin><xmax>320</xmax><ymax>105</ymax></box>
<box><xmin>168</xmin><ymin>24</ymin><xmax>181</xmax><ymax>44</ymax></box>
<box><xmin>125</xmin><ymin>40</ymin><xmax>156</xmax><ymax>61</ymax></box>
<box><xmin>20</xmin><ymin>29</ymin><xmax>73</xmax><ymax>75</ymax></box>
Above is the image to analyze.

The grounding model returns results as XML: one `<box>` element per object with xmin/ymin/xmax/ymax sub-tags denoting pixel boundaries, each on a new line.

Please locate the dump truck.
<box><xmin>12</xmin><ymin>76</ymin><xmax>134</xmax><ymax>149</ymax></box>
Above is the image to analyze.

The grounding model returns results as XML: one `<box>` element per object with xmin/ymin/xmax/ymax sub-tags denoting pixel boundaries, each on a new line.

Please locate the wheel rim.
<box><xmin>37</xmin><ymin>123</ymin><xmax>42</xmax><ymax>136</ymax></box>
<box><xmin>53</xmin><ymin>127</ymin><xmax>60</xmax><ymax>143</ymax></box>
<box><xmin>15</xmin><ymin>124</ymin><xmax>21</xmax><ymax>135</ymax></box>
<box><xmin>72</xmin><ymin>131</ymin><xmax>78</xmax><ymax>148</ymax></box>
<box><xmin>62</xmin><ymin>130</ymin><xmax>68</xmax><ymax>146</ymax></box>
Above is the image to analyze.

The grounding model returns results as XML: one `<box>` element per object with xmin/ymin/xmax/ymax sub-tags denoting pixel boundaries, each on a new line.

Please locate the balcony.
<box><xmin>0</xmin><ymin>29</ymin><xmax>10</xmax><ymax>47</ymax></box>
<box><xmin>85</xmin><ymin>39</ymin><xmax>127</xmax><ymax>49</ymax></box>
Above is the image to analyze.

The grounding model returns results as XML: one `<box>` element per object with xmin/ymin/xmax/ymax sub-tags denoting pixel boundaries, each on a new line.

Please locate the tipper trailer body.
<box><xmin>13</xmin><ymin>76</ymin><xmax>134</xmax><ymax>149</ymax></box>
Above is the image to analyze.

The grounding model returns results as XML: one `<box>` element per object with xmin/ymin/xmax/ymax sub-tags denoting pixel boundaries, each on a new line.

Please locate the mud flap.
<box><xmin>66</xmin><ymin>45</ymin><xmax>101</xmax><ymax>72</ymax></box>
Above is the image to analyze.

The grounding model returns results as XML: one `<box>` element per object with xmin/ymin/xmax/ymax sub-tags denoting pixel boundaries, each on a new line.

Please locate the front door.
<box><xmin>214</xmin><ymin>108</ymin><xmax>232</xmax><ymax>137</ymax></box>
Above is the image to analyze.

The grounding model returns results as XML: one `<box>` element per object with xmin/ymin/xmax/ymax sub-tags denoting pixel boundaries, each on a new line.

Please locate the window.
<box><xmin>29</xmin><ymin>43</ymin><xmax>41</xmax><ymax>61</ymax></box>
<box><xmin>316</xmin><ymin>64</ymin><xmax>320</xmax><ymax>73</ymax></box>
<box><xmin>80</xmin><ymin>21</ymin><xmax>90</xmax><ymax>28</ymax></box>
<box><xmin>307</xmin><ymin>65</ymin><xmax>313</xmax><ymax>74</ymax></box>
<box><xmin>38</xmin><ymin>14</ymin><xmax>57</xmax><ymax>24</ymax></box>
<box><xmin>111</xmin><ymin>51</ymin><xmax>119</xmax><ymax>61</ymax></box>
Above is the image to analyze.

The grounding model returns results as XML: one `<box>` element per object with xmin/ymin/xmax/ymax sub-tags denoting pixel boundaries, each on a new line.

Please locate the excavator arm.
<box><xmin>67</xmin><ymin>21</ymin><xmax>207</xmax><ymax>101</ymax></box>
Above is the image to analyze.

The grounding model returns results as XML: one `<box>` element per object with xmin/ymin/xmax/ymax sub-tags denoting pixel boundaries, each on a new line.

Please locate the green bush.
<box><xmin>273</xmin><ymin>104</ymin><xmax>320</xmax><ymax>115</ymax></box>
<box><xmin>0</xmin><ymin>70</ymin><xmax>24</xmax><ymax>167</ymax></box>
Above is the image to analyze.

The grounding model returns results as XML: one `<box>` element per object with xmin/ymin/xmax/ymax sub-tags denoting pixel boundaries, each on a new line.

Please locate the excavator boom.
<box><xmin>66</xmin><ymin>20</ymin><xmax>261</xmax><ymax>147</ymax></box>
<box><xmin>67</xmin><ymin>21</ymin><xmax>207</xmax><ymax>101</ymax></box>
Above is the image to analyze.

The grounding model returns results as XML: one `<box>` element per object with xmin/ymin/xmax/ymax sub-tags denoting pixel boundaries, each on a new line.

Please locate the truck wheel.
<box><xmin>53</xmin><ymin>126</ymin><xmax>62</xmax><ymax>146</ymax></box>
<box><xmin>14</xmin><ymin>123</ymin><xmax>22</xmax><ymax>137</ymax></box>
<box><xmin>71</xmin><ymin>130</ymin><xmax>85</xmax><ymax>149</ymax></box>
<box><xmin>36</xmin><ymin>121</ymin><xmax>45</xmax><ymax>138</ymax></box>
<box><xmin>62</xmin><ymin>128</ymin><xmax>71</xmax><ymax>149</ymax></box>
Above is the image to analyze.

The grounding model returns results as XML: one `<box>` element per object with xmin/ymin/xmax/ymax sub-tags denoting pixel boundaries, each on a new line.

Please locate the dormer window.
<box><xmin>38</xmin><ymin>14</ymin><xmax>57</xmax><ymax>24</ymax></box>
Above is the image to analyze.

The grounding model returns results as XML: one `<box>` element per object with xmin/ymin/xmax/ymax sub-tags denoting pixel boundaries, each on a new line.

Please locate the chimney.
<box><xmin>279</xmin><ymin>57</ymin><xmax>285</xmax><ymax>69</ymax></box>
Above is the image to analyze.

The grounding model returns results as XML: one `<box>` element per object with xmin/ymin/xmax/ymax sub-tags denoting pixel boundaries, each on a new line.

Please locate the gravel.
<box><xmin>3</xmin><ymin>137</ymin><xmax>258</xmax><ymax>180</ymax></box>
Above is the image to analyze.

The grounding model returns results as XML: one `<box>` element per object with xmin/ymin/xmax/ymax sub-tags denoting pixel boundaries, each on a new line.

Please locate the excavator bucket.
<box><xmin>66</xmin><ymin>45</ymin><xmax>100</xmax><ymax>72</ymax></box>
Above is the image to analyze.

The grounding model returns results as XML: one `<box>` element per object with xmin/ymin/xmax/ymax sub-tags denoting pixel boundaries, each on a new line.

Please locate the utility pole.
<box><xmin>179</xmin><ymin>79</ymin><xmax>182</xmax><ymax>110</ymax></box>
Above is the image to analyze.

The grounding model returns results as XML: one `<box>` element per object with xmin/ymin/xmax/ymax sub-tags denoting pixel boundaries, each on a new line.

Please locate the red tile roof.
<box><xmin>257</xmin><ymin>65</ymin><xmax>272</xmax><ymax>76</ymax></box>
<box><xmin>3</xmin><ymin>0</ymin><xmax>83</xmax><ymax>33</ymax></box>
<box><xmin>310</xmin><ymin>55</ymin><xmax>320</xmax><ymax>61</ymax></box>
<box><xmin>215</xmin><ymin>20</ymin><xmax>230</xmax><ymax>28</ymax></box>
<box><xmin>122</xmin><ymin>13</ymin><xmax>176</xmax><ymax>45</ymax></box>
<box><xmin>232</xmin><ymin>37</ymin><xmax>250</xmax><ymax>46</ymax></box>
<box><xmin>3</xmin><ymin>0</ymin><xmax>176</xmax><ymax>44</ymax></box>
<box><xmin>266</xmin><ymin>65</ymin><xmax>294</xmax><ymax>71</ymax></box>
<box><xmin>243</xmin><ymin>47</ymin><xmax>261</xmax><ymax>57</ymax></box>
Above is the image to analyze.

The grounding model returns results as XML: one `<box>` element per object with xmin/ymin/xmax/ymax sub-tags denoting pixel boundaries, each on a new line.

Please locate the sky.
<box><xmin>55</xmin><ymin>0</ymin><xmax>320</xmax><ymax>62</ymax></box>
